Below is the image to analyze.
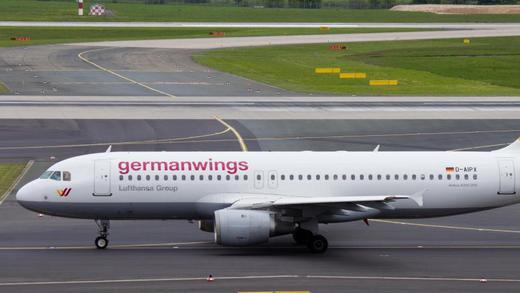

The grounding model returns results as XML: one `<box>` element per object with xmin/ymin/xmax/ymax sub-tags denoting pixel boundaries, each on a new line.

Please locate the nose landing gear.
<box><xmin>94</xmin><ymin>219</ymin><xmax>110</xmax><ymax>249</ymax></box>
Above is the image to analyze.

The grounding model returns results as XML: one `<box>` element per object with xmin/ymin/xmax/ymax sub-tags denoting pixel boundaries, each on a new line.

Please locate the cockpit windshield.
<box><xmin>40</xmin><ymin>171</ymin><xmax>69</xmax><ymax>181</ymax></box>
<box><xmin>39</xmin><ymin>171</ymin><xmax>53</xmax><ymax>179</ymax></box>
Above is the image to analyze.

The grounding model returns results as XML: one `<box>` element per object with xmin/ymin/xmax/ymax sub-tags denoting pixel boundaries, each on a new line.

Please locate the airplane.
<box><xmin>16</xmin><ymin>139</ymin><xmax>520</xmax><ymax>253</ymax></box>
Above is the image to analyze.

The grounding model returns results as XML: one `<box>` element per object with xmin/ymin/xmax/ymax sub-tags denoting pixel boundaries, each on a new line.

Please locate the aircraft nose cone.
<box><xmin>16</xmin><ymin>181</ymin><xmax>37</xmax><ymax>204</ymax></box>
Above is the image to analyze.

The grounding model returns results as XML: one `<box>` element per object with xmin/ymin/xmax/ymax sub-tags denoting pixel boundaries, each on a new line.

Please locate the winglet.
<box><xmin>493</xmin><ymin>138</ymin><xmax>520</xmax><ymax>153</ymax></box>
<box><xmin>105</xmin><ymin>145</ymin><xmax>112</xmax><ymax>153</ymax></box>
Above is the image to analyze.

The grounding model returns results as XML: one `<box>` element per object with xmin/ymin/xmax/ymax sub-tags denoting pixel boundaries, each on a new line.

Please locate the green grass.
<box><xmin>0</xmin><ymin>82</ymin><xmax>8</xmax><ymax>94</ymax></box>
<box><xmin>2</xmin><ymin>0</ymin><xmax>520</xmax><ymax>22</ymax></box>
<box><xmin>0</xmin><ymin>164</ymin><xmax>25</xmax><ymax>196</ymax></box>
<box><xmin>0</xmin><ymin>26</ymin><xmax>428</xmax><ymax>48</ymax></box>
<box><xmin>193</xmin><ymin>37</ymin><xmax>520</xmax><ymax>96</ymax></box>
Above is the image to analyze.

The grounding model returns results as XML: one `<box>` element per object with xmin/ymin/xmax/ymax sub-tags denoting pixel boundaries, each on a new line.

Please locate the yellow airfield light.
<box><xmin>315</xmin><ymin>67</ymin><xmax>341</xmax><ymax>74</ymax></box>
<box><xmin>369</xmin><ymin>80</ymin><xmax>399</xmax><ymax>86</ymax></box>
<box><xmin>339</xmin><ymin>72</ymin><xmax>367</xmax><ymax>79</ymax></box>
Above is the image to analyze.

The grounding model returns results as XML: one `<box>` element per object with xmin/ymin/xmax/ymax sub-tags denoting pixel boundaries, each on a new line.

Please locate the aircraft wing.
<box><xmin>228</xmin><ymin>191</ymin><xmax>424</xmax><ymax>210</ymax></box>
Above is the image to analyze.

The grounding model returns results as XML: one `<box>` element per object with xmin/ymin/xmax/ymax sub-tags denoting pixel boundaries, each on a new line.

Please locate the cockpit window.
<box><xmin>50</xmin><ymin>171</ymin><xmax>61</xmax><ymax>181</ymax></box>
<box><xmin>63</xmin><ymin>171</ymin><xmax>71</xmax><ymax>181</ymax></box>
<box><xmin>39</xmin><ymin>171</ymin><xmax>53</xmax><ymax>179</ymax></box>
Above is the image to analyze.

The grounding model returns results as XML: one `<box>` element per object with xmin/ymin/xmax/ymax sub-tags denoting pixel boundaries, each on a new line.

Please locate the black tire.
<box><xmin>292</xmin><ymin>229</ymin><xmax>313</xmax><ymax>245</ymax></box>
<box><xmin>307</xmin><ymin>235</ymin><xmax>328</xmax><ymax>253</ymax></box>
<box><xmin>95</xmin><ymin>236</ymin><xmax>109</xmax><ymax>249</ymax></box>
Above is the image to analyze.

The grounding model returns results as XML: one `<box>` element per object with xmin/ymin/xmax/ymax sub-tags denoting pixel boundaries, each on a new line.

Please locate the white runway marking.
<box><xmin>0</xmin><ymin>275</ymin><xmax>299</xmax><ymax>287</ymax></box>
<box><xmin>307</xmin><ymin>275</ymin><xmax>520</xmax><ymax>283</ymax></box>
<box><xmin>372</xmin><ymin>219</ymin><xmax>520</xmax><ymax>234</ymax></box>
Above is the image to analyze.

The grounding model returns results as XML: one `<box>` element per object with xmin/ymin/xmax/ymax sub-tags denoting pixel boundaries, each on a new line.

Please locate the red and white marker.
<box><xmin>206</xmin><ymin>274</ymin><xmax>214</xmax><ymax>282</ymax></box>
<box><xmin>480</xmin><ymin>278</ymin><xmax>487</xmax><ymax>283</ymax></box>
<box><xmin>78</xmin><ymin>0</ymin><xmax>84</xmax><ymax>16</ymax></box>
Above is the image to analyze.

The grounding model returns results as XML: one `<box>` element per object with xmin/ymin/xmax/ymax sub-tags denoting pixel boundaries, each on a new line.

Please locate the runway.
<box><xmin>1</xmin><ymin>119</ymin><xmax>520</xmax><ymax>292</ymax></box>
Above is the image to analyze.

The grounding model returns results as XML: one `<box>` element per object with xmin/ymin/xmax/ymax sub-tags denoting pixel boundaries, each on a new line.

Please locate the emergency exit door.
<box><xmin>498</xmin><ymin>159</ymin><xmax>516</xmax><ymax>195</ymax></box>
<box><xmin>93</xmin><ymin>160</ymin><xmax>112</xmax><ymax>196</ymax></box>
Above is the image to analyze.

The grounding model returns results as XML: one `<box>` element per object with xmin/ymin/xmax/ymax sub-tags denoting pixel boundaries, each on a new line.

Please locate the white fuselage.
<box><xmin>16</xmin><ymin>151</ymin><xmax>520</xmax><ymax>221</ymax></box>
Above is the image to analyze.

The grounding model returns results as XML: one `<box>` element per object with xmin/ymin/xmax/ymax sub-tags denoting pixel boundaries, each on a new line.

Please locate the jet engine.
<box><xmin>214</xmin><ymin>209</ymin><xmax>294</xmax><ymax>246</ymax></box>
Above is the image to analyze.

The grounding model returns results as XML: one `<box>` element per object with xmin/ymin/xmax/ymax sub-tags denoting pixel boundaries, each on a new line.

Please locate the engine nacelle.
<box><xmin>214</xmin><ymin>209</ymin><xmax>294</xmax><ymax>246</ymax></box>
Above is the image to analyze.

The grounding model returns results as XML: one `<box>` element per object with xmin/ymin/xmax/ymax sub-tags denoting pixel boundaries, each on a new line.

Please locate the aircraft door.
<box><xmin>93</xmin><ymin>160</ymin><xmax>112</xmax><ymax>196</ymax></box>
<box><xmin>268</xmin><ymin>170</ymin><xmax>278</xmax><ymax>189</ymax></box>
<box><xmin>254</xmin><ymin>170</ymin><xmax>264</xmax><ymax>189</ymax></box>
<box><xmin>498</xmin><ymin>159</ymin><xmax>516</xmax><ymax>195</ymax></box>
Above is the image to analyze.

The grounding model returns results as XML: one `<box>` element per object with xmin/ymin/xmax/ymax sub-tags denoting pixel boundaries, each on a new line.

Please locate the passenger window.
<box><xmin>243</xmin><ymin>175</ymin><xmax>247</xmax><ymax>180</ymax></box>
<box><xmin>377</xmin><ymin>174</ymin><xmax>382</xmax><ymax>180</ymax></box>
<box><xmin>235</xmin><ymin>175</ymin><xmax>239</xmax><ymax>180</ymax></box>
<box><xmin>128</xmin><ymin>175</ymin><xmax>132</xmax><ymax>181</ymax></box>
<box><xmin>182</xmin><ymin>175</ymin><xmax>186</xmax><ymax>181</ymax></box>
<box><xmin>298</xmin><ymin>175</ymin><xmax>303</xmax><ymax>180</ymax></box>
<box><xmin>281</xmin><ymin>175</ymin><xmax>286</xmax><ymax>181</ymax></box>
<box><xmin>455</xmin><ymin>174</ymin><xmax>460</xmax><ymax>180</ymax></box>
<box><xmin>394</xmin><ymin>174</ymin><xmax>399</xmax><ymax>180</ymax></box>
<box><xmin>464</xmin><ymin>174</ymin><xmax>469</xmax><ymax>180</ymax></box>
<box><xmin>342</xmin><ymin>174</ymin><xmax>347</xmax><ymax>180</ymax></box>
<box><xmin>412</xmin><ymin>174</ymin><xmax>417</xmax><ymax>180</ymax></box>
<box><xmin>307</xmin><ymin>175</ymin><xmax>312</xmax><ymax>180</ymax></box>
<box><xmin>256</xmin><ymin>174</ymin><xmax>261</xmax><ymax>180</ymax></box>
<box><xmin>201</xmin><ymin>175</ymin><xmax>205</xmax><ymax>181</ymax></box>
<box><xmin>438</xmin><ymin>174</ymin><xmax>443</xmax><ymax>180</ymax></box>
<box><xmin>447</xmin><ymin>174</ymin><xmax>451</xmax><ymax>180</ymax></box>
<box><xmin>63</xmin><ymin>171</ymin><xmax>71</xmax><ymax>181</ymax></box>
<box><xmin>316</xmin><ymin>175</ymin><xmax>320</xmax><ymax>180</ymax></box>
<box><xmin>429</xmin><ymin>174</ymin><xmax>434</xmax><ymax>180</ymax></box>
<box><xmin>333</xmin><ymin>174</ymin><xmax>338</xmax><ymax>180</ymax></box>
<box><xmin>403</xmin><ymin>174</ymin><xmax>408</xmax><ymax>180</ymax></box>
<box><xmin>155</xmin><ymin>175</ymin><xmax>159</xmax><ymax>181</ymax></box>
<box><xmin>226</xmin><ymin>175</ymin><xmax>230</xmax><ymax>181</ymax></box>
<box><xmin>368</xmin><ymin>174</ymin><xmax>373</xmax><ymax>180</ymax></box>
<box><xmin>191</xmin><ymin>175</ymin><xmax>195</xmax><ymax>181</ymax></box>
<box><xmin>386</xmin><ymin>174</ymin><xmax>390</xmax><ymax>180</ymax></box>
<box><xmin>119</xmin><ymin>175</ymin><xmax>123</xmax><ymax>181</ymax></box>
<box><xmin>137</xmin><ymin>175</ymin><xmax>142</xmax><ymax>181</ymax></box>
<box><xmin>173</xmin><ymin>175</ymin><xmax>177</xmax><ymax>181</ymax></box>
<box><xmin>360</xmin><ymin>175</ymin><xmax>364</xmax><ymax>180</ymax></box>
<box><xmin>209</xmin><ymin>175</ymin><xmax>213</xmax><ymax>181</ymax></box>
<box><xmin>473</xmin><ymin>174</ymin><xmax>478</xmax><ymax>180</ymax></box>
<box><xmin>289</xmin><ymin>175</ymin><xmax>294</xmax><ymax>180</ymax></box>
<box><xmin>217</xmin><ymin>175</ymin><xmax>222</xmax><ymax>181</ymax></box>
<box><xmin>146</xmin><ymin>175</ymin><xmax>150</xmax><ymax>181</ymax></box>
<box><xmin>50</xmin><ymin>171</ymin><xmax>61</xmax><ymax>181</ymax></box>
<box><xmin>325</xmin><ymin>175</ymin><xmax>330</xmax><ymax>180</ymax></box>
<box><xmin>420</xmin><ymin>174</ymin><xmax>425</xmax><ymax>180</ymax></box>
<box><xmin>271</xmin><ymin>174</ymin><xmax>275</xmax><ymax>180</ymax></box>
<box><xmin>164</xmin><ymin>175</ymin><xmax>168</xmax><ymax>181</ymax></box>
<box><xmin>351</xmin><ymin>174</ymin><xmax>355</xmax><ymax>180</ymax></box>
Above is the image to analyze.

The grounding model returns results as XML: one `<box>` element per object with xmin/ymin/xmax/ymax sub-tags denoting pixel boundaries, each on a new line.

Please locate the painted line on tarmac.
<box><xmin>78</xmin><ymin>48</ymin><xmax>176</xmax><ymax>98</ymax></box>
<box><xmin>0</xmin><ymin>128</ymin><xmax>231</xmax><ymax>151</ymax></box>
<box><xmin>0</xmin><ymin>241</ymin><xmax>213</xmax><ymax>251</ymax></box>
<box><xmin>450</xmin><ymin>142</ymin><xmax>509</xmax><ymax>151</ymax></box>
<box><xmin>372</xmin><ymin>219</ymin><xmax>520</xmax><ymax>234</ymax></box>
<box><xmin>0</xmin><ymin>160</ymin><xmax>33</xmax><ymax>205</ymax></box>
<box><xmin>0</xmin><ymin>129</ymin><xmax>516</xmax><ymax>151</ymax></box>
<box><xmin>0</xmin><ymin>275</ymin><xmax>299</xmax><ymax>287</ymax></box>
<box><xmin>214</xmin><ymin>116</ymin><xmax>249</xmax><ymax>152</ymax></box>
<box><xmin>306</xmin><ymin>275</ymin><xmax>520</xmax><ymax>283</ymax></box>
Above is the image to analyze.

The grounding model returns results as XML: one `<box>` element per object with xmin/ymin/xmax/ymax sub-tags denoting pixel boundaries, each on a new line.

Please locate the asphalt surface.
<box><xmin>0</xmin><ymin>45</ymin><xmax>290</xmax><ymax>96</ymax></box>
<box><xmin>1</xmin><ymin>119</ymin><xmax>520</xmax><ymax>293</ymax></box>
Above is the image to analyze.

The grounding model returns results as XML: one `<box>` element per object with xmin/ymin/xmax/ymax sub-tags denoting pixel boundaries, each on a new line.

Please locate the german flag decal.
<box><xmin>445</xmin><ymin>167</ymin><xmax>455</xmax><ymax>173</ymax></box>
<box><xmin>57</xmin><ymin>188</ymin><xmax>72</xmax><ymax>197</ymax></box>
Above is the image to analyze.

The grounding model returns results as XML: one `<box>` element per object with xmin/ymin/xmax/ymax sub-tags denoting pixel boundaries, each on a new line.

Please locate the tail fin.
<box><xmin>493</xmin><ymin>138</ymin><xmax>520</xmax><ymax>153</ymax></box>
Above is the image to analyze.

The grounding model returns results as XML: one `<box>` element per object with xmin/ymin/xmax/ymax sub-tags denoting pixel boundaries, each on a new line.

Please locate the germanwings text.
<box><xmin>118</xmin><ymin>159</ymin><xmax>248</xmax><ymax>175</ymax></box>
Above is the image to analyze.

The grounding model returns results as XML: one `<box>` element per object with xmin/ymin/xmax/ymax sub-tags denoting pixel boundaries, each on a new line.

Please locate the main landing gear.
<box><xmin>293</xmin><ymin>228</ymin><xmax>328</xmax><ymax>253</ymax></box>
<box><xmin>94</xmin><ymin>219</ymin><xmax>110</xmax><ymax>249</ymax></box>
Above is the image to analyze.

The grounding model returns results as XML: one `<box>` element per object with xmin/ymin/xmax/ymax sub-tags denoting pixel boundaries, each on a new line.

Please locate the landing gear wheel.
<box><xmin>293</xmin><ymin>229</ymin><xmax>313</xmax><ymax>245</ymax></box>
<box><xmin>307</xmin><ymin>235</ymin><xmax>328</xmax><ymax>253</ymax></box>
<box><xmin>95</xmin><ymin>236</ymin><xmax>109</xmax><ymax>249</ymax></box>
